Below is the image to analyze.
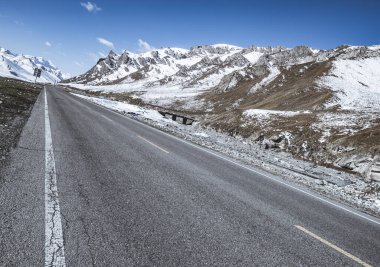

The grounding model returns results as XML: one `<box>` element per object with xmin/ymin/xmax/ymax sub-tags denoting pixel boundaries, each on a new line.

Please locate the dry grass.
<box><xmin>241</xmin><ymin>61</ymin><xmax>333</xmax><ymax>111</ymax></box>
<box><xmin>0</xmin><ymin>77</ymin><xmax>43</xmax><ymax>161</ymax></box>
<box><xmin>334</xmin><ymin>122</ymin><xmax>380</xmax><ymax>156</ymax></box>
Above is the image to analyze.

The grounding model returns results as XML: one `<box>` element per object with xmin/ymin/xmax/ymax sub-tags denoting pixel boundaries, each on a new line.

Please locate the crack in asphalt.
<box><xmin>18</xmin><ymin>145</ymin><xmax>47</xmax><ymax>152</ymax></box>
<box><xmin>76</xmin><ymin>179</ymin><xmax>95</xmax><ymax>266</ymax></box>
<box><xmin>18</xmin><ymin>145</ymin><xmax>68</xmax><ymax>154</ymax></box>
<box><xmin>80</xmin><ymin>215</ymin><xmax>96</xmax><ymax>267</ymax></box>
<box><xmin>46</xmin><ymin>169</ymin><xmax>65</xmax><ymax>266</ymax></box>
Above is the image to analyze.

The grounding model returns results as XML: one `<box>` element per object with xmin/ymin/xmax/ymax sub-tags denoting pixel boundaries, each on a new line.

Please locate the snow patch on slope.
<box><xmin>249</xmin><ymin>66</ymin><xmax>280</xmax><ymax>93</ymax></box>
<box><xmin>319</xmin><ymin>58</ymin><xmax>380</xmax><ymax>111</ymax></box>
<box><xmin>243</xmin><ymin>51</ymin><xmax>263</xmax><ymax>64</ymax></box>
<box><xmin>243</xmin><ymin>109</ymin><xmax>306</xmax><ymax>120</ymax></box>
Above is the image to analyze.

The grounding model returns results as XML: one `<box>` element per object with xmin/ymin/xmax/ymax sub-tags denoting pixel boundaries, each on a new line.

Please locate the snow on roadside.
<box><xmin>69</xmin><ymin>82</ymin><xmax>205</xmax><ymax>109</ymax></box>
<box><xmin>243</xmin><ymin>109</ymin><xmax>310</xmax><ymax>124</ymax></box>
<box><xmin>243</xmin><ymin>109</ymin><xmax>304</xmax><ymax>119</ymax></box>
<box><xmin>312</xmin><ymin>111</ymin><xmax>377</xmax><ymax>137</ymax></box>
<box><xmin>72</xmin><ymin>93</ymin><xmax>175</xmax><ymax>125</ymax></box>
<box><xmin>193</xmin><ymin>132</ymin><xmax>209</xmax><ymax>138</ymax></box>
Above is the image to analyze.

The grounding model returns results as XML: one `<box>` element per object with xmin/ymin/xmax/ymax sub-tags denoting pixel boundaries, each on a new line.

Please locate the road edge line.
<box><xmin>45</xmin><ymin>88</ymin><xmax>66</xmax><ymax>266</ymax></box>
<box><xmin>137</xmin><ymin>135</ymin><xmax>170</xmax><ymax>154</ymax></box>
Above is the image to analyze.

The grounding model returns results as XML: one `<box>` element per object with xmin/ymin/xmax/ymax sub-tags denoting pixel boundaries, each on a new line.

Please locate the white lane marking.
<box><xmin>69</xmin><ymin>91</ymin><xmax>380</xmax><ymax>226</ymax></box>
<box><xmin>295</xmin><ymin>225</ymin><xmax>372</xmax><ymax>267</ymax></box>
<box><xmin>101</xmin><ymin>114</ymin><xmax>113</xmax><ymax>122</ymax></box>
<box><xmin>45</xmin><ymin>89</ymin><xmax>66</xmax><ymax>266</ymax></box>
<box><xmin>137</xmin><ymin>135</ymin><xmax>169</xmax><ymax>154</ymax></box>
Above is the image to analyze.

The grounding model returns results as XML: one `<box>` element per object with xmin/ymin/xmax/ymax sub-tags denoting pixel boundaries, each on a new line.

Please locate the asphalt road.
<box><xmin>1</xmin><ymin>86</ymin><xmax>379</xmax><ymax>266</ymax></box>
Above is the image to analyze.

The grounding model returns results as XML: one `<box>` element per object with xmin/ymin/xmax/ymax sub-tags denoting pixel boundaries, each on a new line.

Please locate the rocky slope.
<box><xmin>65</xmin><ymin>44</ymin><xmax>380</xmax><ymax>181</ymax></box>
<box><xmin>0</xmin><ymin>47</ymin><xmax>67</xmax><ymax>83</ymax></box>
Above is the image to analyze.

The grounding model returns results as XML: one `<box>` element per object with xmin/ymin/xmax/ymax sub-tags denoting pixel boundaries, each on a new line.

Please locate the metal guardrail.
<box><xmin>158</xmin><ymin>111</ymin><xmax>195</xmax><ymax>125</ymax></box>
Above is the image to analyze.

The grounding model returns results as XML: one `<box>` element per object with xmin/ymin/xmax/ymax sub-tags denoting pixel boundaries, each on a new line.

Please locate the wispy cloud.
<box><xmin>97</xmin><ymin>37</ymin><xmax>114</xmax><ymax>49</ymax></box>
<box><xmin>13</xmin><ymin>20</ymin><xmax>24</xmax><ymax>26</ymax></box>
<box><xmin>138</xmin><ymin>39</ymin><xmax>155</xmax><ymax>52</ymax></box>
<box><xmin>45</xmin><ymin>41</ymin><xmax>52</xmax><ymax>47</ymax></box>
<box><xmin>80</xmin><ymin>2</ymin><xmax>102</xmax><ymax>13</ymax></box>
<box><xmin>74</xmin><ymin>61</ymin><xmax>84</xmax><ymax>67</ymax></box>
<box><xmin>87</xmin><ymin>52</ymin><xmax>98</xmax><ymax>61</ymax></box>
<box><xmin>98</xmin><ymin>52</ymin><xmax>106</xmax><ymax>58</ymax></box>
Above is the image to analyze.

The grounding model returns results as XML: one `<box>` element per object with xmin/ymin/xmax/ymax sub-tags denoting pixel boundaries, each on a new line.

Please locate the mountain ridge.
<box><xmin>0</xmin><ymin>47</ymin><xmax>68</xmax><ymax>83</ymax></box>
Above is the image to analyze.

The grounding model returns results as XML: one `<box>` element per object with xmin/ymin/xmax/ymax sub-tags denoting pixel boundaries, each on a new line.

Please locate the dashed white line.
<box><xmin>137</xmin><ymin>135</ymin><xmax>170</xmax><ymax>154</ymax></box>
<box><xmin>45</xmin><ymin>88</ymin><xmax>66</xmax><ymax>266</ymax></box>
<box><xmin>295</xmin><ymin>225</ymin><xmax>372</xmax><ymax>267</ymax></box>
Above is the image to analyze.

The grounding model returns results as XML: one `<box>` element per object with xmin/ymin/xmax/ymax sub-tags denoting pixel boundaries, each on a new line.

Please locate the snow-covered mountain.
<box><xmin>0</xmin><ymin>47</ymin><xmax>67</xmax><ymax>83</ymax></box>
<box><xmin>66</xmin><ymin>44</ymin><xmax>380</xmax><ymax>111</ymax></box>
<box><xmin>66</xmin><ymin>44</ymin><xmax>275</xmax><ymax>85</ymax></box>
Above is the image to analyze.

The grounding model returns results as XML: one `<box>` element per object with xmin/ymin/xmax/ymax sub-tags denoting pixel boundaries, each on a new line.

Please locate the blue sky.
<box><xmin>1</xmin><ymin>0</ymin><xmax>379</xmax><ymax>75</ymax></box>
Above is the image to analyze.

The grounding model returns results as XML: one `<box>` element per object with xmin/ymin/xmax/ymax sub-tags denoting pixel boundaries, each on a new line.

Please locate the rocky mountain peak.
<box><xmin>107</xmin><ymin>50</ymin><xmax>117</xmax><ymax>58</ymax></box>
<box><xmin>189</xmin><ymin>44</ymin><xmax>242</xmax><ymax>56</ymax></box>
<box><xmin>0</xmin><ymin>47</ymin><xmax>14</xmax><ymax>55</ymax></box>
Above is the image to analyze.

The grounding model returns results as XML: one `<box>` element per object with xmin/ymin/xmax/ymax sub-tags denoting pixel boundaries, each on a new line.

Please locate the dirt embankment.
<box><xmin>0</xmin><ymin>77</ymin><xmax>42</xmax><ymax>164</ymax></box>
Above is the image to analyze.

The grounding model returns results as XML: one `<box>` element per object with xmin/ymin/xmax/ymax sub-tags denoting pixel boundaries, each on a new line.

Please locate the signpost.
<box><xmin>33</xmin><ymin>68</ymin><xmax>42</xmax><ymax>83</ymax></box>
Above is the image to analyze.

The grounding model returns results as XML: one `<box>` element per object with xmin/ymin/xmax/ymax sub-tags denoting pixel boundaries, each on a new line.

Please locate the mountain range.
<box><xmin>0</xmin><ymin>47</ymin><xmax>68</xmax><ymax>83</ymax></box>
<box><xmin>65</xmin><ymin>44</ymin><xmax>380</xmax><ymax>112</ymax></box>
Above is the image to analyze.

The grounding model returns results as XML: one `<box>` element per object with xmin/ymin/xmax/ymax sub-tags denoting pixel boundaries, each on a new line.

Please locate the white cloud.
<box><xmin>13</xmin><ymin>20</ymin><xmax>24</xmax><ymax>26</ymax></box>
<box><xmin>87</xmin><ymin>52</ymin><xmax>99</xmax><ymax>61</ymax></box>
<box><xmin>97</xmin><ymin>37</ymin><xmax>114</xmax><ymax>49</ymax></box>
<box><xmin>74</xmin><ymin>61</ymin><xmax>84</xmax><ymax>67</ymax></box>
<box><xmin>138</xmin><ymin>39</ymin><xmax>156</xmax><ymax>52</ymax></box>
<box><xmin>45</xmin><ymin>41</ymin><xmax>52</xmax><ymax>47</ymax></box>
<box><xmin>80</xmin><ymin>2</ymin><xmax>102</xmax><ymax>13</ymax></box>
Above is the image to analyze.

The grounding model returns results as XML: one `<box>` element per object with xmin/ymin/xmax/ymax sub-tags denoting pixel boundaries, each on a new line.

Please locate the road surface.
<box><xmin>1</xmin><ymin>86</ymin><xmax>379</xmax><ymax>266</ymax></box>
